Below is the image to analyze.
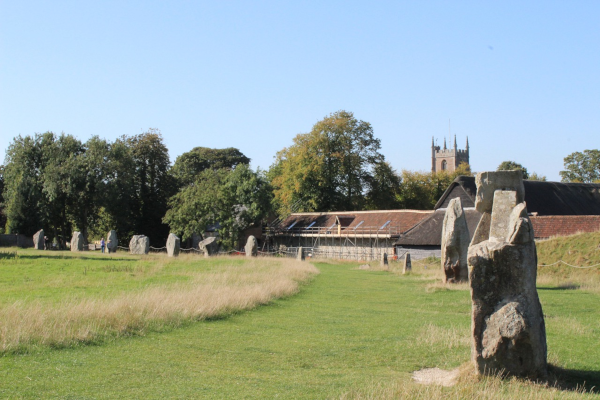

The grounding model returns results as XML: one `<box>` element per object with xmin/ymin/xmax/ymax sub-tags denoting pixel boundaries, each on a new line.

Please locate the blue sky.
<box><xmin>1</xmin><ymin>1</ymin><xmax>598</xmax><ymax>181</ymax></box>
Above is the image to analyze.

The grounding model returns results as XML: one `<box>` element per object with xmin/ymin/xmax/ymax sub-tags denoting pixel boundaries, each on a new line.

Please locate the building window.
<box><xmin>441</xmin><ymin>160</ymin><xmax>447</xmax><ymax>171</ymax></box>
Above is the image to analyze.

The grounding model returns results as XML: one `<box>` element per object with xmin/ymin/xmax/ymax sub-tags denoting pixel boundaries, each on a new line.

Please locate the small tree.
<box><xmin>497</xmin><ymin>161</ymin><xmax>529</xmax><ymax>179</ymax></box>
<box><xmin>559</xmin><ymin>149</ymin><xmax>600</xmax><ymax>183</ymax></box>
<box><xmin>396</xmin><ymin>163</ymin><xmax>472</xmax><ymax>210</ymax></box>
<box><xmin>527</xmin><ymin>172</ymin><xmax>547</xmax><ymax>182</ymax></box>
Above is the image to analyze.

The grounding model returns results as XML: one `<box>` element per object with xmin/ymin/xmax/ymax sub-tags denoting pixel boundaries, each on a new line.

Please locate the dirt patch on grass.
<box><xmin>412</xmin><ymin>367</ymin><xmax>460</xmax><ymax>387</ymax></box>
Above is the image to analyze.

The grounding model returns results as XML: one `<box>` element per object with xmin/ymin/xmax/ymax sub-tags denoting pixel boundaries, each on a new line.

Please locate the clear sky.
<box><xmin>1</xmin><ymin>1</ymin><xmax>598</xmax><ymax>181</ymax></box>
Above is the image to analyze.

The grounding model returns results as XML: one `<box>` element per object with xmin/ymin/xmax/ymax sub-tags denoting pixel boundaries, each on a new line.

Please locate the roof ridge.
<box><xmin>289</xmin><ymin>209</ymin><xmax>434</xmax><ymax>216</ymax></box>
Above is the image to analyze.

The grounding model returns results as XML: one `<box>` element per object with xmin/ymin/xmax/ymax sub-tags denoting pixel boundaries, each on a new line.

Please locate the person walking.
<box><xmin>100</xmin><ymin>237</ymin><xmax>106</xmax><ymax>253</ymax></box>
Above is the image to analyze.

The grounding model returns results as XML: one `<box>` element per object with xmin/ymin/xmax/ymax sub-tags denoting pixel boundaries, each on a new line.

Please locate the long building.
<box><xmin>267</xmin><ymin>176</ymin><xmax>600</xmax><ymax>261</ymax></box>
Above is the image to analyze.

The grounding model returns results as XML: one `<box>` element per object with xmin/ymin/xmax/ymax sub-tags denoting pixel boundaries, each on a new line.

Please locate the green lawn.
<box><xmin>1</xmin><ymin>253</ymin><xmax>599</xmax><ymax>398</ymax></box>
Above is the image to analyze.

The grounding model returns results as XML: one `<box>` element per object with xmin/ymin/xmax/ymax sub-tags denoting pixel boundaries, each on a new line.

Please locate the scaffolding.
<box><xmin>263</xmin><ymin>224</ymin><xmax>400</xmax><ymax>262</ymax></box>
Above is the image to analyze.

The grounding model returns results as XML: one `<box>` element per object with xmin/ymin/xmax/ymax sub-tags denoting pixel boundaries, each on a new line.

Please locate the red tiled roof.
<box><xmin>275</xmin><ymin>210</ymin><xmax>433</xmax><ymax>236</ymax></box>
<box><xmin>530</xmin><ymin>215</ymin><xmax>600</xmax><ymax>239</ymax></box>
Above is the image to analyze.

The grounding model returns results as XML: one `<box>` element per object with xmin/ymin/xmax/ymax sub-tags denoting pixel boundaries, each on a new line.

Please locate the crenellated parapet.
<box><xmin>431</xmin><ymin>135</ymin><xmax>470</xmax><ymax>173</ymax></box>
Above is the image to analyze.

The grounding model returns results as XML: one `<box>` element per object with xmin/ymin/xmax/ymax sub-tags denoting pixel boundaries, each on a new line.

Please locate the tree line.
<box><xmin>1</xmin><ymin>111</ymin><xmax>598</xmax><ymax>249</ymax></box>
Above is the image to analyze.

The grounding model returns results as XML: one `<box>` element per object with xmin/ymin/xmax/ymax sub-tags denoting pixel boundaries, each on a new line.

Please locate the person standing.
<box><xmin>100</xmin><ymin>237</ymin><xmax>106</xmax><ymax>253</ymax></box>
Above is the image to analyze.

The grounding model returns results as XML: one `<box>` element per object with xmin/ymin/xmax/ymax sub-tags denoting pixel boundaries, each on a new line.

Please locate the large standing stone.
<box><xmin>129</xmin><ymin>235</ymin><xmax>149</xmax><ymax>255</ymax></box>
<box><xmin>166</xmin><ymin>233</ymin><xmax>180</xmax><ymax>257</ymax></box>
<box><xmin>70</xmin><ymin>231</ymin><xmax>84</xmax><ymax>252</ymax></box>
<box><xmin>468</xmin><ymin>171</ymin><xmax>547</xmax><ymax>379</ymax></box>
<box><xmin>33</xmin><ymin>229</ymin><xmax>44</xmax><ymax>250</ymax></box>
<box><xmin>402</xmin><ymin>253</ymin><xmax>411</xmax><ymax>274</ymax></box>
<box><xmin>107</xmin><ymin>230</ymin><xmax>118</xmax><ymax>253</ymax></box>
<box><xmin>297</xmin><ymin>246</ymin><xmax>305</xmax><ymax>261</ymax></box>
<box><xmin>380</xmin><ymin>252</ymin><xmax>388</xmax><ymax>268</ymax></box>
<box><xmin>198</xmin><ymin>236</ymin><xmax>218</xmax><ymax>257</ymax></box>
<box><xmin>245</xmin><ymin>235</ymin><xmax>257</xmax><ymax>257</ymax></box>
<box><xmin>441</xmin><ymin>198</ymin><xmax>470</xmax><ymax>282</ymax></box>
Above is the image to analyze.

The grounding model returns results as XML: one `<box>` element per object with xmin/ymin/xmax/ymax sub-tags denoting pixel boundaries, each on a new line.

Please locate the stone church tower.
<box><xmin>431</xmin><ymin>136</ymin><xmax>469</xmax><ymax>173</ymax></box>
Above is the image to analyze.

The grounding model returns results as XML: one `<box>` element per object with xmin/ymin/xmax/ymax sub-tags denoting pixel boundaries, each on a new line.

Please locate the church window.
<box><xmin>441</xmin><ymin>160</ymin><xmax>447</xmax><ymax>170</ymax></box>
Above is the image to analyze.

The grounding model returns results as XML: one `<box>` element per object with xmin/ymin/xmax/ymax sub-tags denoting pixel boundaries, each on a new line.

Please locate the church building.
<box><xmin>431</xmin><ymin>136</ymin><xmax>469</xmax><ymax>173</ymax></box>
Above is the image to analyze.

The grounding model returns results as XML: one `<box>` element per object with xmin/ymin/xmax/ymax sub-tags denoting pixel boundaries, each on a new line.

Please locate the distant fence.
<box><xmin>0</xmin><ymin>234</ymin><xmax>34</xmax><ymax>248</ymax></box>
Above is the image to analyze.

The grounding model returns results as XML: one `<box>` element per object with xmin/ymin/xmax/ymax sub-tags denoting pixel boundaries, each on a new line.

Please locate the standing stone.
<box><xmin>33</xmin><ymin>229</ymin><xmax>44</xmax><ymax>250</ymax></box>
<box><xmin>191</xmin><ymin>233</ymin><xmax>203</xmax><ymax>250</ymax></box>
<box><xmin>107</xmin><ymin>230</ymin><xmax>118</xmax><ymax>253</ymax></box>
<box><xmin>297</xmin><ymin>246</ymin><xmax>305</xmax><ymax>261</ymax></box>
<box><xmin>380</xmin><ymin>252</ymin><xmax>388</xmax><ymax>268</ymax></box>
<box><xmin>468</xmin><ymin>171</ymin><xmax>547</xmax><ymax>379</ymax></box>
<box><xmin>245</xmin><ymin>235</ymin><xmax>258</xmax><ymax>257</ymax></box>
<box><xmin>166</xmin><ymin>233</ymin><xmax>180</xmax><ymax>257</ymax></box>
<box><xmin>198</xmin><ymin>236</ymin><xmax>218</xmax><ymax>257</ymax></box>
<box><xmin>129</xmin><ymin>235</ymin><xmax>149</xmax><ymax>255</ymax></box>
<box><xmin>402</xmin><ymin>253</ymin><xmax>411</xmax><ymax>274</ymax></box>
<box><xmin>70</xmin><ymin>231</ymin><xmax>84</xmax><ymax>252</ymax></box>
<box><xmin>441</xmin><ymin>198</ymin><xmax>470</xmax><ymax>283</ymax></box>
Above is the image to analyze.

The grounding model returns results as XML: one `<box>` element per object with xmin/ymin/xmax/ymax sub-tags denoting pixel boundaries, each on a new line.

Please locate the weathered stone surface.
<box><xmin>489</xmin><ymin>191</ymin><xmax>518</xmax><ymax>242</ymax></box>
<box><xmin>166</xmin><ymin>233</ymin><xmax>180</xmax><ymax>257</ymax></box>
<box><xmin>441</xmin><ymin>198</ymin><xmax>470</xmax><ymax>282</ymax></box>
<box><xmin>129</xmin><ymin>235</ymin><xmax>149</xmax><ymax>255</ymax></box>
<box><xmin>245</xmin><ymin>235</ymin><xmax>257</xmax><ymax>257</ymax></box>
<box><xmin>33</xmin><ymin>229</ymin><xmax>44</xmax><ymax>250</ymax></box>
<box><xmin>107</xmin><ymin>230</ymin><xmax>118</xmax><ymax>253</ymax></box>
<box><xmin>70</xmin><ymin>231</ymin><xmax>84</xmax><ymax>252</ymax></box>
<box><xmin>403</xmin><ymin>253</ymin><xmax>411</xmax><ymax>274</ymax></box>
<box><xmin>297</xmin><ymin>246</ymin><xmax>305</xmax><ymax>261</ymax></box>
<box><xmin>474</xmin><ymin>171</ymin><xmax>524</xmax><ymax>213</ymax></box>
<box><xmin>198</xmin><ymin>236</ymin><xmax>218</xmax><ymax>257</ymax></box>
<box><xmin>468</xmin><ymin>171</ymin><xmax>547</xmax><ymax>379</ymax></box>
<box><xmin>380</xmin><ymin>252</ymin><xmax>388</xmax><ymax>268</ymax></box>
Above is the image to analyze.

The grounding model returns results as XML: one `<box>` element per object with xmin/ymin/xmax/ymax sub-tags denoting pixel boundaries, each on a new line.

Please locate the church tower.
<box><xmin>431</xmin><ymin>135</ymin><xmax>469</xmax><ymax>173</ymax></box>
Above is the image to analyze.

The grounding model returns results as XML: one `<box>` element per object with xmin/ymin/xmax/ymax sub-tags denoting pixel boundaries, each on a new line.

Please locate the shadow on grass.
<box><xmin>548</xmin><ymin>364</ymin><xmax>600</xmax><ymax>394</ymax></box>
<box><xmin>538</xmin><ymin>283</ymin><xmax>581</xmax><ymax>291</ymax></box>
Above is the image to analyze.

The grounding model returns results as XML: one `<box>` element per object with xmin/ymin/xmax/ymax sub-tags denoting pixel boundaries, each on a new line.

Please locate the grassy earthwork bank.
<box><xmin>0</xmin><ymin>238</ymin><xmax>599</xmax><ymax>399</ymax></box>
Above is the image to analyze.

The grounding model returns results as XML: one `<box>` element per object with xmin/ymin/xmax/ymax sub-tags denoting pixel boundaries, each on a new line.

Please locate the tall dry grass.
<box><xmin>0</xmin><ymin>258</ymin><xmax>318</xmax><ymax>354</ymax></box>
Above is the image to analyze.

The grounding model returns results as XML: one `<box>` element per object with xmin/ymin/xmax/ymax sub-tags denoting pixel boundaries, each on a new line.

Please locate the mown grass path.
<box><xmin>1</xmin><ymin>262</ymin><xmax>598</xmax><ymax>399</ymax></box>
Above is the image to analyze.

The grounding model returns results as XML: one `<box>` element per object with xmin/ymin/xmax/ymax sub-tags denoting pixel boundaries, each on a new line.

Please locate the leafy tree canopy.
<box><xmin>2</xmin><ymin>129</ymin><xmax>175</xmax><ymax>246</ymax></box>
<box><xmin>527</xmin><ymin>172</ymin><xmax>547</xmax><ymax>182</ymax></box>
<box><xmin>396</xmin><ymin>162</ymin><xmax>472</xmax><ymax>210</ymax></box>
<box><xmin>497</xmin><ymin>161</ymin><xmax>529</xmax><ymax>179</ymax></box>
<box><xmin>163</xmin><ymin>164</ymin><xmax>272</xmax><ymax>250</ymax></box>
<box><xmin>171</xmin><ymin>147</ymin><xmax>250</xmax><ymax>186</ymax></box>
<box><xmin>559</xmin><ymin>149</ymin><xmax>600</xmax><ymax>183</ymax></box>
<box><xmin>269</xmin><ymin>110</ymin><xmax>386</xmax><ymax>215</ymax></box>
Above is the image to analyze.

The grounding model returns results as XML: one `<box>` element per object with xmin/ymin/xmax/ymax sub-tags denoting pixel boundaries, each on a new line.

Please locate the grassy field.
<box><xmin>0</xmin><ymin>242</ymin><xmax>599</xmax><ymax>399</ymax></box>
<box><xmin>0</xmin><ymin>249</ymin><xmax>318</xmax><ymax>354</ymax></box>
<box><xmin>536</xmin><ymin>231</ymin><xmax>600</xmax><ymax>293</ymax></box>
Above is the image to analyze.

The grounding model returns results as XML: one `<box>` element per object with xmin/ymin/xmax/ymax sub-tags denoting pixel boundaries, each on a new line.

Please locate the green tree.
<box><xmin>127</xmin><ymin>129</ymin><xmax>176</xmax><ymax>245</ymax></box>
<box><xmin>171</xmin><ymin>147</ymin><xmax>250</xmax><ymax>186</ymax></box>
<box><xmin>559</xmin><ymin>149</ymin><xmax>600</xmax><ymax>183</ymax></box>
<box><xmin>219</xmin><ymin>165</ymin><xmax>273</xmax><ymax>249</ymax></box>
<box><xmin>41</xmin><ymin>133</ymin><xmax>86</xmax><ymax>243</ymax></box>
<box><xmin>163</xmin><ymin>169</ymin><xmax>227</xmax><ymax>243</ymax></box>
<box><xmin>99</xmin><ymin>137</ymin><xmax>137</xmax><ymax>245</ymax></box>
<box><xmin>163</xmin><ymin>164</ymin><xmax>272</xmax><ymax>250</ymax></box>
<box><xmin>3</xmin><ymin>133</ymin><xmax>51</xmax><ymax>236</ymax></box>
<box><xmin>0</xmin><ymin>165</ymin><xmax>5</xmax><ymax>233</ymax></box>
<box><xmin>497</xmin><ymin>161</ymin><xmax>529</xmax><ymax>179</ymax></box>
<box><xmin>270</xmin><ymin>110</ymin><xmax>385</xmax><ymax>215</ymax></box>
<box><xmin>527</xmin><ymin>172</ymin><xmax>547</xmax><ymax>181</ymax></box>
<box><xmin>364</xmin><ymin>162</ymin><xmax>402</xmax><ymax>210</ymax></box>
<box><xmin>396</xmin><ymin>163</ymin><xmax>472</xmax><ymax>210</ymax></box>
